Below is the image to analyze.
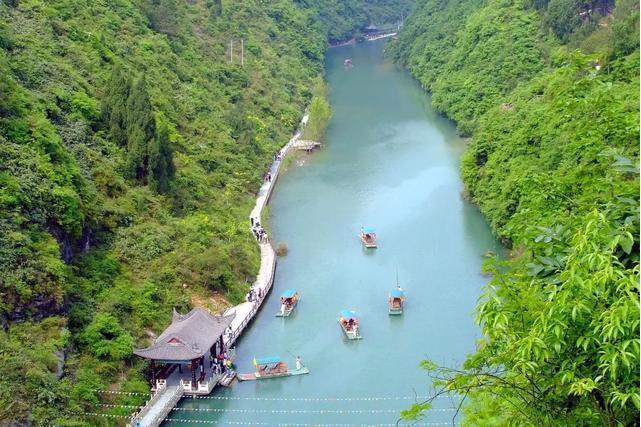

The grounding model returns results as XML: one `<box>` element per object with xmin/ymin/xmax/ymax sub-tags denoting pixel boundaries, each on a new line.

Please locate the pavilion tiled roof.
<box><xmin>134</xmin><ymin>308</ymin><xmax>235</xmax><ymax>361</ymax></box>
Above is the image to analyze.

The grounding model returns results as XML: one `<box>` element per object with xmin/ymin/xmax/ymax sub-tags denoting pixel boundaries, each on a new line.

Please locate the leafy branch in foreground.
<box><xmin>403</xmin><ymin>209</ymin><xmax>640</xmax><ymax>426</ymax></box>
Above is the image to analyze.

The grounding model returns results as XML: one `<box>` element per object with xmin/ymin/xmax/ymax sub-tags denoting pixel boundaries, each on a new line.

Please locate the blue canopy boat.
<box><xmin>275</xmin><ymin>289</ymin><xmax>299</xmax><ymax>317</ymax></box>
<box><xmin>389</xmin><ymin>287</ymin><xmax>405</xmax><ymax>315</ymax></box>
<box><xmin>237</xmin><ymin>356</ymin><xmax>309</xmax><ymax>381</ymax></box>
<box><xmin>360</xmin><ymin>226</ymin><xmax>377</xmax><ymax>248</ymax></box>
<box><xmin>338</xmin><ymin>309</ymin><xmax>362</xmax><ymax>340</ymax></box>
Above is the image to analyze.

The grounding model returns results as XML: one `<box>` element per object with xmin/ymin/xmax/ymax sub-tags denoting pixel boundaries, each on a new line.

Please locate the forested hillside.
<box><xmin>390</xmin><ymin>0</ymin><xmax>639</xmax><ymax>424</ymax></box>
<box><xmin>0</xmin><ymin>0</ymin><xmax>400</xmax><ymax>424</ymax></box>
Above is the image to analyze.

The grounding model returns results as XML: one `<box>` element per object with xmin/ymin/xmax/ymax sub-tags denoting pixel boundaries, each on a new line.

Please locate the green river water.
<box><xmin>168</xmin><ymin>40</ymin><xmax>501</xmax><ymax>426</ymax></box>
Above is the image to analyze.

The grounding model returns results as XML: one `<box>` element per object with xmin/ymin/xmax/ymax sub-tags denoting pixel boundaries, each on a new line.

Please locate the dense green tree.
<box><xmin>82</xmin><ymin>313</ymin><xmax>134</xmax><ymax>361</ymax></box>
<box><xmin>388</xmin><ymin>0</ymin><xmax>542</xmax><ymax>134</ymax></box>
<box><xmin>207</xmin><ymin>0</ymin><xmax>223</xmax><ymax>17</ymax></box>
<box><xmin>612</xmin><ymin>0</ymin><xmax>640</xmax><ymax>57</ymax></box>
<box><xmin>126</xmin><ymin>75</ymin><xmax>156</xmax><ymax>181</ymax></box>
<box><xmin>149</xmin><ymin>122</ymin><xmax>175</xmax><ymax>194</ymax></box>
<box><xmin>142</xmin><ymin>0</ymin><xmax>180</xmax><ymax>36</ymax></box>
<box><xmin>303</xmin><ymin>78</ymin><xmax>332</xmax><ymax>141</ymax></box>
<box><xmin>403</xmin><ymin>207</ymin><xmax>639</xmax><ymax>426</ymax></box>
<box><xmin>101</xmin><ymin>65</ymin><xmax>131</xmax><ymax>147</ymax></box>
<box><xmin>545</xmin><ymin>0</ymin><xmax>583</xmax><ymax>41</ymax></box>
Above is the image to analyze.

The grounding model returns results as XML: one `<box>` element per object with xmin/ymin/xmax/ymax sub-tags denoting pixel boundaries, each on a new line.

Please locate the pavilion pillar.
<box><xmin>191</xmin><ymin>359</ymin><xmax>197</xmax><ymax>386</ymax></box>
<box><xmin>150</xmin><ymin>360</ymin><xmax>156</xmax><ymax>386</ymax></box>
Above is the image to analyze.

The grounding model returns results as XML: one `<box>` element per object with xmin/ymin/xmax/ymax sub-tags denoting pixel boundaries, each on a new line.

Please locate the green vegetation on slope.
<box><xmin>391</xmin><ymin>0</ymin><xmax>639</xmax><ymax>424</ymax></box>
<box><xmin>302</xmin><ymin>78</ymin><xmax>332</xmax><ymax>142</ymax></box>
<box><xmin>389</xmin><ymin>0</ymin><xmax>547</xmax><ymax>134</ymax></box>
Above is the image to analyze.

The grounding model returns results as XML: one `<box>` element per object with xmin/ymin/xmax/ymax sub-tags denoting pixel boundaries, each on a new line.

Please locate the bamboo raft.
<box><xmin>237</xmin><ymin>356</ymin><xmax>309</xmax><ymax>381</ymax></box>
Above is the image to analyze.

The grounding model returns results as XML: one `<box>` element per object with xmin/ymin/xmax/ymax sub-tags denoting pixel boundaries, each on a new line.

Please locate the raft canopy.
<box><xmin>390</xmin><ymin>288</ymin><xmax>404</xmax><ymax>298</ymax></box>
<box><xmin>362</xmin><ymin>227</ymin><xmax>375</xmax><ymax>234</ymax></box>
<box><xmin>254</xmin><ymin>356</ymin><xmax>281</xmax><ymax>366</ymax></box>
<box><xmin>340</xmin><ymin>309</ymin><xmax>357</xmax><ymax>320</ymax></box>
<box><xmin>281</xmin><ymin>289</ymin><xmax>297</xmax><ymax>299</ymax></box>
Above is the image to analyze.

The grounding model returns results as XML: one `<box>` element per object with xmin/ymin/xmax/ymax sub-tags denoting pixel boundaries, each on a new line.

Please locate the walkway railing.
<box><xmin>224</xmin><ymin>251</ymin><xmax>277</xmax><ymax>349</ymax></box>
<box><xmin>222</xmin><ymin>114</ymin><xmax>307</xmax><ymax>351</ymax></box>
<box><xmin>129</xmin><ymin>382</ymin><xmax>183</xmax><ymax>427</ymax></box>
<box><xmin>148</xmin><ymin>386</ymin><xmax>183</xmax><ymax>427</ymax></box>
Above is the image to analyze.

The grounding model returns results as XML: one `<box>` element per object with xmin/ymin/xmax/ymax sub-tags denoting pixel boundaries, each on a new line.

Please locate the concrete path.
<box><xmin>133</xmin><ymin>386</ymin><xmax>183</xmax><ymax>427</ymax></box>
<box><xmin>223</xmin><ymin>117</ymin><xmax>308</xmax><ymax>347</ymax></box>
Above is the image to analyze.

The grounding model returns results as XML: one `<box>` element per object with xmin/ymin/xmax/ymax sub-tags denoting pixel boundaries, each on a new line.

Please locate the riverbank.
<box><xmin>222</xmin><ymin>112</ymin><xmax>310</xmax><ymax>349</ymax></box>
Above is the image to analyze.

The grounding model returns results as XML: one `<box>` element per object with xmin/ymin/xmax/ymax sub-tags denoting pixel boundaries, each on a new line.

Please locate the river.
<box><xmin>167</xmin><ymin>39</ymin><xmax>501</xmax><ymax>426</ymax></box>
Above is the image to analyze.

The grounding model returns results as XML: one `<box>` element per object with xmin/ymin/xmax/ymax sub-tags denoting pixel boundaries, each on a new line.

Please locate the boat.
<box><xmin>237</xmin><ymin>356</ymin><xmax>309</xmax><ymax>381</ymax></box>
<box><xmin>360</xmin><ymin>226</ymin><xmax>377</xmax><ymax>248</ymax></box>
<box><xmin>389</xmin><ymin>287</ymin><xmax>405</xmax><ymax>315</ymax></box>
<box><xmin>275</xmin><ymin>289</ymin><xmax>299</xmax><ymax>317</ymax></box>
<box><xmin>338</xmin><ymin>309</ymin><xmax>362</xmax><ymax>340</ymax></box>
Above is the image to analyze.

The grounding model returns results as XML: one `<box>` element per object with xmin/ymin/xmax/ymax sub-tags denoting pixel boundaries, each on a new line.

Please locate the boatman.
<box><xmin>280</xmin><ymin>302</ymin><xmax>286</xmax><ymax>315</ymax></box>
<box><xmin>296</xmin><ymin>356</ymin><xmax>302</xmax><ymax>371</ymax></box>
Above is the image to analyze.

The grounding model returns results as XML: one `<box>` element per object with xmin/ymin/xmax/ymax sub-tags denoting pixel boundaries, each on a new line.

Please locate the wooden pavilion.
<box><xmin>134</xmin><ymin>308</ymin><xmax>235</xmax><ymax>388</ymax></box>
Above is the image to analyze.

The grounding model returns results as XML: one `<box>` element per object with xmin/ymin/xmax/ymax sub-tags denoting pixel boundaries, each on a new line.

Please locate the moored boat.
<box><xmin>360</xmin><ymin>226</ymin><xmax>377</xmax><ymax>248</ymax></box>
<box><xmin>338</xmin><ymin>309</ymin><xmax>362</xmax><ymax>340</ymax></box>
<box><xmin>237</xmin><ymin>356</ymin><xmax>309</xmax><ymax>381</ymax></box>
<box><xmin>388</xmin><ymin>287</ymin><xmax>405</xmax><ymax>315</ymax></box>
<box><xmin>275</xmin><ymin>289</ymin><xmax>299</xmax><ymax>317</ymax></box>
